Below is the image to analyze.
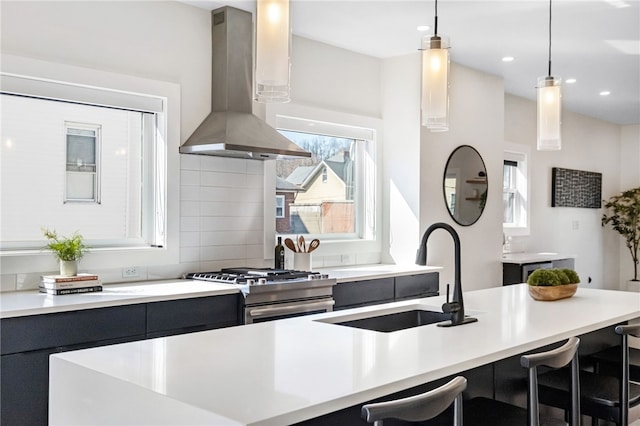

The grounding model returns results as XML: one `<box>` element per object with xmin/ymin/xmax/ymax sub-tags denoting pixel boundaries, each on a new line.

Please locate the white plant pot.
<box><xmin>59</xmin><ymin>260</ymin><xmax>78</xmax><ymax>277</ymax></box>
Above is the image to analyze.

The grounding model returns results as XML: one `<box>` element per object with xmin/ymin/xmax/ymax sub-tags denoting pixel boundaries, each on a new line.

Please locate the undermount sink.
<box><xmin>323</xmin><ymin>309</ymin><xmax>451</xmax><ymax>333</ymax></box>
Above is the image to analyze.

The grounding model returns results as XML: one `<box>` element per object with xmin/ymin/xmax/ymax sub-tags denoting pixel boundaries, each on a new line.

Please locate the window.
<box><xmin>275</xmin><ymin>195</ymin><xmax>285</xmax><ymax>218</ymax></box>
<box><xmin>65</xmin><ymin>123</ymin><xmax>100</xmax><ymax>203</ymax></box>
<box><xmin>266</xmin><ymin>103</ymin><xmax>381</xmax><ymax>260</ymax></box>
<box><xmin>275</xmin><ymin>130</ymin><xmax>358</xmax><ymax>236</ymax></box>
<box><xmin>0</xmin><ymin>62</ymin><xmax>179</xmax><ymax>275</ymax></box>
<box><xmin>503</xmin><ymin>149</ymin><xmax>529</xmax><ymax>234</ymax></box>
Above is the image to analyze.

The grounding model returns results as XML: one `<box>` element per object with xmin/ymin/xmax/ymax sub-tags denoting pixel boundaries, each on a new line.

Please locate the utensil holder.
<box><xmin>293</xmin><ymin>253</ymin><xmax>312</xmax><ymax>272</ymax></box>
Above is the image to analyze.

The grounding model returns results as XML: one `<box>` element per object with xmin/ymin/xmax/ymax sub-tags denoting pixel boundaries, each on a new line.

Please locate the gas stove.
<box><xmin>185</xmin><ymin>267</ymin><xmax>337</xmax><ymax>324</ymax></box>
<box><xmin>185</xmin><ymin>267</ymin><xmax>329</xmax><ymax>286</ymax></box>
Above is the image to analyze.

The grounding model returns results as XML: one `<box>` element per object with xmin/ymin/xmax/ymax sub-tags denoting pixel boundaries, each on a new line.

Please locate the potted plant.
<box><xmin>42</xmin><ymin>228</ymin><xmax>88</xmax><ymax>276</ymax></box>
<box><xmin>527</xmin><ymin>268</ymin><xmax>580</xmax><ymax>301</ymax></box>
<box><xmin>601</xmin><ymin>187</ymin><xmax>640</xmax><ymax>287</ymax></box>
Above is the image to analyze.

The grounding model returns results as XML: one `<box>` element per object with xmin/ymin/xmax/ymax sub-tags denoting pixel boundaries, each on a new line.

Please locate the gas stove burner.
<box><xmin>185</xmin><ymin>267</ymin><xmax>327</xmax><ymax>285</ymax></box>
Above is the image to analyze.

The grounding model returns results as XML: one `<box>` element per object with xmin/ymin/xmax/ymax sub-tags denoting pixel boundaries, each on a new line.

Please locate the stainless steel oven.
<box><xmin>185</xmin><ymin>268</ymin><xmax>337</xmax><ymax>324</ymax></box>
<box><xmin>245</xmin><ymin>298</ymin><xmax>335</xmax><ymax>324</ymax></box>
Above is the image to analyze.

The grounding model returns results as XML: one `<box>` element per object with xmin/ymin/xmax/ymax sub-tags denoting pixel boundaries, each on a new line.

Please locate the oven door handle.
<box><xmin>247</xmin><ymin>299</ymin><xmax>335</xmax><ymax>319</ymax></box>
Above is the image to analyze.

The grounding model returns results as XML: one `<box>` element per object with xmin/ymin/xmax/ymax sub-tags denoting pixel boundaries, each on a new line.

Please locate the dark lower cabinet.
<box><xmin>146</xmin><ymin>293</ymin><xmax>240</xmax><ymax>338</ymax></box>
<box><xmin>0</xmin><ymin>293</ymin><xmax>241</xmax><ymax>426</ymax></box>
<box><xmin>333</xmin><ymin>272</ymin><xmax>439</xmax><ymax>310</ymax></box>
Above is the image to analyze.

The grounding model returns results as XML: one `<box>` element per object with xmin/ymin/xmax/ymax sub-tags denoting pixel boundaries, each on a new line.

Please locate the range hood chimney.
<box><xmin>180</xmin><ymin>6</ymin><xmax>310</xmax><ymax>160</ymax></box>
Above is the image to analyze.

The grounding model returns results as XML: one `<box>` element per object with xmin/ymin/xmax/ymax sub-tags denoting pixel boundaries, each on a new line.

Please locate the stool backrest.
<box><xmin>615</xmin><ymin>324</ymin><xmax>640</xmax><ymax>426</ymax></box>
<box><xmin>520</xmin><ymin>336</ymin><xmax>581</xmax><ymax>426</ymax></box>
<box><xmin>361</xmin><ymin>376</ymin><xmax>467</xmax><ymax>426</ymax></box>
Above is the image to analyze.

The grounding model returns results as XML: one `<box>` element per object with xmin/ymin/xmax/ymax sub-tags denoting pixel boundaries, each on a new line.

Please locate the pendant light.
<box><xmin>421</xmin><ymin>0</ymin><xmax>450</xmax><ymax>132</ymax></box>
<box><xmin>537</xmin><ymin>0</ymin><xmax>562</xmax><ymax>150</ymax></box>
<box><xmin>255</xmin><ymin>0</ymin><xmax>291</xmax><ymax>103</ymax></box>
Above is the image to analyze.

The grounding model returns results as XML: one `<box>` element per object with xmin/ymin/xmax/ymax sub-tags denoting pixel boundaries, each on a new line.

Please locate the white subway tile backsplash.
<box><xmin>246</xmin><ymin>160</ymin><xmax>264</xmax><ymax>175</ymax></box>
<box><xmin>180</xmin><ymin>200</ymin><xmax>200</xmax><ymax>217</ymax></box>
<box><xmin>180</xmin><ymin>231</ymin><xmax>200</xmax><ymax>247</ymax></box>
<box><xmin>200</xmin><ymin>231</ymin><xmax>247</xmax><ymax>246</ymax></box>
<box><xmin>246</xmin><ymin>173</ymin><xmax>264</xmax><ymax>189</ymax></box>
<box><xmin>0</xmin><ymin>274</ymin><xmax>17</xmax><ymax>292</ymax></box>
<box><xmin>179</xmin><ymin>246</ymin><xmax>200</xmax><ymax>263</ymax></box>
<box><xmin>180</xmin><ymin>170</ymin><xmax>200</xmax><ymax>186</ymax></box>
<box><xmin>200</xmin><ymin>245</ymin><xmax>246</xmax><ymax>261</ymax></box>
<box><xmin>200</xmin><ymin>156</ymin><xmax>247</xmax><ymax>173</ymax></box>
<box><xmin>246</xmin><ymin>244</ymin><xmax>265</xmax><ymax>260</ymax></box>
<box><xmin>180</xmin><ymin>154</ymin><xmax>201</xmax><ymax>170</ymax></box>
<box><xmin>180</xmin><ymin>185</ymin><xmax>200</xmax><ymax>201</ymax></box>
<box><xmin>180</xmin><ymin>216</ymin><xmax>200</xmax><ymax>232</ymax></box>
<box><xmin>201</xmin><ymin>171</ymin><xmax>247</xmax><ymax>188</ymax></box>
<box><xmin>201</xmin><ymin>216</ymin><xmax>263</xmax><ymax>232</ymax></box>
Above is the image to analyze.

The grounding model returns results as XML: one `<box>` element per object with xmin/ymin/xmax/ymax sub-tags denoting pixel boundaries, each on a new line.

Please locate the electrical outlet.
<box><xmin>122</xmin><ymin>267</ymin><xmax>139</xmax><ymax>278</ymax></box>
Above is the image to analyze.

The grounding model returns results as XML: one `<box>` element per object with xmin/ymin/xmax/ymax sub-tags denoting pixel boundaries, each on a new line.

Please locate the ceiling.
<box><xmin>180</xmin><ymin>0</ymin><xmax>639</xmax><ymax>125</ymax></box>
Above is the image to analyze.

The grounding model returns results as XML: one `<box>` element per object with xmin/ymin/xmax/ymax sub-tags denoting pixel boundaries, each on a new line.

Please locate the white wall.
<box><xmin>505</xmin><ymin>94</ymin><xmax>623</xmax><ymax>289</ymax></box>
<box><xmin>382</xmin><ymin>56</ymin><xmax>504</xmax><ymax>293</ymax></box>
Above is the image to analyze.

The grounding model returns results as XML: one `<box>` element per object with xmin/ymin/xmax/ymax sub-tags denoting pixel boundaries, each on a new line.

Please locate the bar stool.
<box><xmin>538</xmin><ymin>324</ymin><xmax>640</xmax><ymax>426</ymax></box>
<box><xmin>465</xmin><ymin>336</ymin><xmax>581</xmax><ymax>426</ymax></box>
<box><xmin>361</xmin><ymin>376</ymin><xmax>467</xmax><ymax>426</ymax></box>
<box><xmin>587</xmin><ymin>343</ymin><xmax>640</xmax><ymax>382</ymax></box>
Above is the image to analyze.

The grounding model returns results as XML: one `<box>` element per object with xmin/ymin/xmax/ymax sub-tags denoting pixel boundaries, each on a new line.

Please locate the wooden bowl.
<box><xmin>528</xmin><ymin>284</ymin><xmax>578</xmax><ymax>301</ymax></box>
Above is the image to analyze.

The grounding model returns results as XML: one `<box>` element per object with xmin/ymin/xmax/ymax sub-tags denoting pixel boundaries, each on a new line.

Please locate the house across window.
<box><xmin>275</xmin><ymin>130</ymin><xmax>357</xmax><ymax>236</ymax></box>
<box><xmin>65</xmin><ymin>123</ymin><xmax>100</xmax><ymax>203</ymax></box>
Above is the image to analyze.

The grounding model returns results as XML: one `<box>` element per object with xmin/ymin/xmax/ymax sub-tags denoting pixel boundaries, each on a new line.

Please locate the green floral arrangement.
<box><xmin>42</xmin><ymin>228</ymin><xmax>87</xmax><ymax>261</ymax></box>
<box><xmin>528</xmin><ymin>268</ymin><xmax>580</xmax><ymax>287</ymax></box>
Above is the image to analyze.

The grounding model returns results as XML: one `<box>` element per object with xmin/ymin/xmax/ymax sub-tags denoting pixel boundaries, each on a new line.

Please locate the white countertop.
<box><xmin>0</xmin><ymin>280</ymin><xmax>239</xmax><ymax>318</ymax></box>
<box><xmin>0</xmin><ymin>265</ymin><xmax>440</xmax><ymax>318</ymax></box>
<box><xmin>50</xmin><ymin>284</ymin><xmax>640</xmax><ymax>426</ymax></box>
<box><xmin>502</xmin><ymin>252</ymin><xmax>576</xmax><ymax>264</ymax></box>
<box><xmin>317</xmin><ymin>264</ymin><xmax>441</xmax><ymax>282</ymax></box>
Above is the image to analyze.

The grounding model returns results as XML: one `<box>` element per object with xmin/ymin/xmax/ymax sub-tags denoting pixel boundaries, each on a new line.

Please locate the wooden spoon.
<box><xmin>284</xmin><ymin>238</ymin><xmax>298</xmax><ymax>253</ymax></box>
<box><xmin>307</xmin><ymin>239</ymin><xmax>320</xmax><ymax>253</ymax></box>
<box><xmin>298</xmin><ymin>235</ymin><xmax>306</xmax><ymax>253</ymax></box>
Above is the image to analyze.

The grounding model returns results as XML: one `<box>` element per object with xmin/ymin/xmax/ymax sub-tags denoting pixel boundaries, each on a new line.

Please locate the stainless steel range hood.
<box><xmin>180</xmin><ymin>6</ymin><xmax>310</xmax><ymax>160</ymax></box>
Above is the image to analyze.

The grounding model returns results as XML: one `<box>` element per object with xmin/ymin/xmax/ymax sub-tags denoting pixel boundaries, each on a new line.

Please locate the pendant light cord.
<box><xmin>548</xmin><ymin>0</ymin><xmax>552</xmax><ymax>77</ymax></box>
<box><xmin>434</xmin><ymin>0</ymin><xmax>439</xmax><ymax>35</ymax></box>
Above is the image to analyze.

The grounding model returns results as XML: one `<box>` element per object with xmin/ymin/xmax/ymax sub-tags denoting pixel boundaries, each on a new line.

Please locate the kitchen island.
<box><xmin>49</xmin><ymin>284</ymin><xmax>640</xmax><ymax>425</ymax></box>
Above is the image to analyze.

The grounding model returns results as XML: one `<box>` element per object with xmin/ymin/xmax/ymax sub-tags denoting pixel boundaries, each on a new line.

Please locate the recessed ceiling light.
<box><xmin>565</xmin><ymin>78</ymin><xmax>577</xmax><ymax>84</ymax></box>
<box><xmin>600</xmin><ymin>91</ymin><xmax>611</xmax><ymax>96</ymax></box>
<box><xmin>502</xmin><ymin>56</ymin><xmax>515</xmax><ymax>62</ymax></box>
<box><xmin>417</xmin><ymin>25</ymin><xmax>430</xmax><ymax>32</ymax></box>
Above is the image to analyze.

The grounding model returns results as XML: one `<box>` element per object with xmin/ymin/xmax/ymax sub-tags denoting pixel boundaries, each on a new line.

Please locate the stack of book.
<box><xmin>39</xmin><ymin>273</ymin><xmax>102</xmax><ymax>295</ymax></box>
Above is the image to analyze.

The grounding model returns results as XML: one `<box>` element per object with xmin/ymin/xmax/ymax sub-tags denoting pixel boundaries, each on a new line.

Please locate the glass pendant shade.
<box><xmin>255</xmin><ymin>0</ymin><xmax>291</xmax><ymax>103</ymax></box>
<box><xmin>537</xmin><ymin>76</ymin><xmax>562</xmax><ymax>150</ymax></box>
<box><xmin>421</xmin><ymin>35</ymin><xmax>450</xmax><ymax>132</ymax></box>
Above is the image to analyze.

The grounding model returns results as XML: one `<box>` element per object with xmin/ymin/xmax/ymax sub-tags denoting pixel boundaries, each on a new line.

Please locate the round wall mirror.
<box><xmin>443</xmin><ymin>145</ymin><xmax>488</xmax><ymax>226</ymax></box>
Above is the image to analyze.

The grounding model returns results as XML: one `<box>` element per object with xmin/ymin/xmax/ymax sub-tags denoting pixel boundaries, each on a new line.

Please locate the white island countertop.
<box><xmin>50</xmin><ymin>284</ymin><xmax>640</xmax><ymax>426</ymax></box>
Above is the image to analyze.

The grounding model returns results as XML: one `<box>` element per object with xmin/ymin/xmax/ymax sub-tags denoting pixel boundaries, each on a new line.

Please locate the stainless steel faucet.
<box><xmin>416</xmin><ymin>222</ymin><xmax>478</xmax><ymax>327</ymax></box>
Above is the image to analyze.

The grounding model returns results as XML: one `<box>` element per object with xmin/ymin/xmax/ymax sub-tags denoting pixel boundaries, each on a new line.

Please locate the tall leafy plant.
<box><xmin>602</xmin><ymin>187</ymin><xmax>640</xmax><ymax>281</ymax></box>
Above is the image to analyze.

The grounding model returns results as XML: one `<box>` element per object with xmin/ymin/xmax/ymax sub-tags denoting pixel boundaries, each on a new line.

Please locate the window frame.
<box><xmin>275</xmin><ymin>194</ymin><xmax>285</xmax><ymax>219</ymax></box>
<box><xmin>65</xmin><ymin>122</ymin><xmax>101</xmax><ymax>203</ymax></box>
<box><xmin>0</xmin><ymin>55</ymin><xmax>180</xmax><ymax>274</ymax></box>
<box><xmin>503</xmin><ymin>145</ymin><xmax>530</xmax><ymax>236</ymax></box>
<box><xmin>264</xmin><ymin>102</ymin><xmax>382</xmax><ymax>261</ymax></box>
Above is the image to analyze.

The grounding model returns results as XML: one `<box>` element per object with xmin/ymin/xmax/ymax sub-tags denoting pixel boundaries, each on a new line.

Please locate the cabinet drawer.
<box><xmin>146</xmin><ymin>294</ymin><xmax>239</xmax><ymax>335</ymax></box>
<box><xmin>0</xmin><ymin>304</ymin><xmax>146</xmax><ymax>355</ymax></box>
<box><xmin>333</xmin><ymin>278</ymin><xmax>394</xmax><ymax>309</ymax></box>
<box><xmin>395</xmin><ymin>273</ymin><xmax>439</xmax><ymax>300</ymax></box>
